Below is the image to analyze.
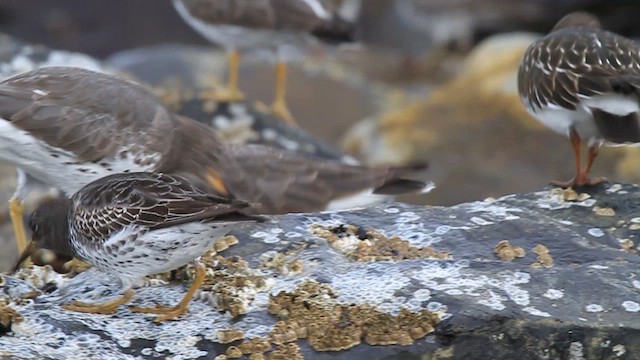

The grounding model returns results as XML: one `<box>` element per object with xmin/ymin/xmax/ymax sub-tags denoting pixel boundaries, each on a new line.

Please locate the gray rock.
<box><xmin>1</xmin><ymin>183</ymin><xmax>639</xmax><ymax>359</ymax></box>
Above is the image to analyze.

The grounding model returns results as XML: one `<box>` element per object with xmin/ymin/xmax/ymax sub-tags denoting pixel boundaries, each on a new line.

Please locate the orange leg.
<box><xmin>269</xmin><ymin>61</ymin><xmax>297</xmax><ymax>126</ymax></box>
<box><xmin>202</xmin><ymin>49</ymin><xmax>245</xmax><ymax>103</ymax></box>
<box><xmin>551</xmin><ymin>128</ymin><xmax>606</xmax><ymax>188</ymax></box>
<box><xmin>130</xmin><ymin>261</ymin><xmax>205</xmax><ymax>322</ymax></box>
<box><xmin>63</xmin><ymin>288</ymin><xmax>134</xmax><ymax>315</ymax></box>
<box><xmin>9</xmin><ymin>197</ymin><xmax>29</xmax><ymax>261</ymax></box>
<box><xmin>580</xmin><ymin>142</ymin><xmax>606</xmax><ymax>186</ymax></box>
<box><xmin>551</xmin><ymin>127</ymin><xmax>582</xmax><ymax>188</ymax></box>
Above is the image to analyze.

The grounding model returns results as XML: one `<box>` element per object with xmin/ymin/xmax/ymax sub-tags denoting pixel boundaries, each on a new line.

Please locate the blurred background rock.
<box><xmin>1</xmin><ymin>0</ymin><xmax>640</xmax><ymax>270</ymax></box>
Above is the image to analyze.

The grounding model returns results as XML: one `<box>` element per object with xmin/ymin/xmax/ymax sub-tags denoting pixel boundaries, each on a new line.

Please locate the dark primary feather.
<box><xmin>0</xmin><ymin>67</ymin><xmax>176</xmax><ymax>164</ymax></box>
<box><xmin>223</xmin><ymin>143</ymin><xmax>429</xmax><ymax>213</ymax></box>
<box><xmin>518</xmin><ymin>16</ymin><xmax>640</xmax><ymax>112</ymax></box>
<box><xmin>591</xmin><ymin>108</ymin><xmax>640</xmax><ymax>143</ymax></box>
<box><xmin>70</xmin><ymin>172</ymin><xmax>254</xmax><ymax>241</ymax></box>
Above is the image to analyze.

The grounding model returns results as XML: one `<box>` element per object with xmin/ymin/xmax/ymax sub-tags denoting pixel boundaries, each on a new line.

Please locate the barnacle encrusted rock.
<box><xmin>0</xmin><ymin>299</ymin><xmax>22</xmax><ymax>334</ymax></box>
<box><xmin>266</xmin><ymin>280</ymin><xmax>437</xmax><ymax>352</ymax></box>
<box><xmin>2</xmin><ymin>180</ymin><xmax>640</xmax><ymax>359</ymax></box>
<box><xmin>494</xmin><ymin>240</ymin><xmax>526</xmax><ymax>262</ymax></box>
<box><xmin>309</xmin><ymin>224</ymin><xmax>450</xmax><ymax>261</ymax></box>
<box><xmin>531</xmin><ymin>244</ymin><xmax>554</xmax><ymax>269</ymax></box>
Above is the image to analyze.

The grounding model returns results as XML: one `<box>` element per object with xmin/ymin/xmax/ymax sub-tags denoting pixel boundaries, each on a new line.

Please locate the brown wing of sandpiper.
<box><xmin>0</xmin><ymin>67</ymin><xmax>176</xmax><ymax>165</ymax></box>
<box><xmin>221</xmin><ymin>143</ymin><xmax>430</xmax><ymax>213</ymax></box>
<box><xmin>70</xmin><ymin>172</ymin><xmax>255</xmax><ymax>242</ymax></box>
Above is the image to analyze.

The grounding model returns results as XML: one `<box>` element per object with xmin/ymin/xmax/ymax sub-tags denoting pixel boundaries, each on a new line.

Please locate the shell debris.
<box><xmin>309</xmin><ymin>223</ymin><xmax>450</xmax><ymax>262</ymax></box>
<box><xmin>494</xmin><ymin>240</ymin><xmax>526</xmax><ymax>262</ymax></box>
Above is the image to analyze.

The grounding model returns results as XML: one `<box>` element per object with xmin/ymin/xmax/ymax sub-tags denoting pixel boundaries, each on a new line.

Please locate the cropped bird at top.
<box><xmin>0</xmin><ymin>66</ymin><xmax>432</xmax><ymax>257</ymax></box>
<box><xmin>14</xmin><ymin>172</ymin><xmax>260</xmax><ymax>321</ymax></box>
<box><xmin>518</xmin><ymin>11</ymin><xmax>640</xmax><ymax>188</ymax></box>
<box><xmin>172</xmin><ymin>0</ymin><xmax>356</xmax><ymax>125</ymax></box>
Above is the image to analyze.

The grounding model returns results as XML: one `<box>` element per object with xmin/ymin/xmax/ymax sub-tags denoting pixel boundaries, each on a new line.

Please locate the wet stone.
<box><xmin>0</xmin><ymin>183</ymin><xmax>639</xmax><ymax>359</ymax></box>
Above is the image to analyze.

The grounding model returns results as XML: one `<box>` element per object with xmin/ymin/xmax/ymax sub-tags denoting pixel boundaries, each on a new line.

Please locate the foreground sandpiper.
<box><xmin>172</xmin><ymin>0</ymin><xmax>355</xmax><ymax>125</ymax></box>
<box><xmin>0</xmin><ymin>67</ymin><xmax>432</xmax><ymax>257</ymax></box>
<box><xmin>15</xmin><ymin>172</ymin><xmax>259</xmax><ymax>322</ymax></box>
<box><xmin>518</xmin><ymin>12</ymin><xmax>640</xmax><ymax>188</ymax></box>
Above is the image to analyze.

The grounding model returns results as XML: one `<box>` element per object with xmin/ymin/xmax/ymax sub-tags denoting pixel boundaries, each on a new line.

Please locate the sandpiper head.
<box><xmin>552</xmin><ymin>12</ymin><xmax>601</xmax><ymax>32</ymax></box>
<box><xmin>12</xmin><ymin>197</ymin><xmax>75</xmax><ymax>272</ymax></box>
<box><xmin>28</xmin><ymin>197</ymin><xmax>74</xmax><ymax>255</ymax></box>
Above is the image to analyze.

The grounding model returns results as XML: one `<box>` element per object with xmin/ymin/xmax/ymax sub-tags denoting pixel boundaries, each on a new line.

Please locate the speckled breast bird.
<box><xmin>518</xmin><ymin>12</ymin><xmax>640</xmax><ymax>188</ymax></box>
<box><xmin>0</xmin><ymin>67</ymin><xmax>431</xmax><ymax>257</ymax></box>
<box><xmin>14</xmin><ymin>172</ymin><xmax>258</xmax><ymax>321</ymax></box>
<box><xmin>172</xmin><ymin>0</ymin><xmax>356</xmax><ymax>125</ymax></box>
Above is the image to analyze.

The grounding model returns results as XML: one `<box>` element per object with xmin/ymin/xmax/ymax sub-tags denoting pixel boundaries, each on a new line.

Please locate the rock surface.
<box><xmin>1</xmin><ymin>182</ymin><xmax>639</xmax><ymax>359</ymax></box>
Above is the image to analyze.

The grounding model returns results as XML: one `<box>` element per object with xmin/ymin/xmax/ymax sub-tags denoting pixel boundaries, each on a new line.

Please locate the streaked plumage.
<box><xmin>20</xmin><ymin>172</ymin><xmax>258</xmax><ymax>321</ymax></box>
<box><xmin>517</xmin><ymin>12</ymin><xmax>640</xmax><ymax>187</ymax></box>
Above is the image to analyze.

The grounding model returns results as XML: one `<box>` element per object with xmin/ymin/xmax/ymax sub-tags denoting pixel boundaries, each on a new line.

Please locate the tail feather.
<box><xmin>592</xmin><ymin>108</ymin><xmax>640</xmax><ymax>143</ymax></box>
<box><xmin>373</xmin><ymin>161</ymin><xmax>433</xmax><ymax>195</ymax></box>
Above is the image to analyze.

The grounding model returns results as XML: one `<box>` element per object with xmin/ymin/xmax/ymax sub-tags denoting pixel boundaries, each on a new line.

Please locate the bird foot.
<box><xmin>550</xmin><ymin>175</ymin><xmax>607</xmax><ymax>189</ymax></box>
<box><xmin>130</xmin><ymin>303</ymin><xmax>189</xmax><ymax>323</ymax></box>
<box><xmin>130</xmin><ymin>261</ymin><xmax>205</xmax><ymax>322</ymax></box>
<box><xmin>63</xmin><ymin>289</ymin><xmax>134</xmax><ymax>315</ymax></box>
<box><xmin>199</xmin><ymin>87</ymin><xmax>245</xmax><ymax>104</ymax></box>
<box><xmin>62</xmin><ymin>258</ymin><xmax>92</xmax><ymax>274</ymax></box>
<box><xmin>256</xmin><ymin>100</ymin><xmax>297</xmax><ymax>126</ymax></box>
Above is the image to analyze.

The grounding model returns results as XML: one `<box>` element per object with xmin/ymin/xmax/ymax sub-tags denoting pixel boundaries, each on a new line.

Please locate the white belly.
<box><xmin>73</xmin><ymin>223</ymin><xmax>233</xmax><ymax>287</ymax></box>
<box><xmin>0</xmin><ymin>119</ymin><xmax>156</xmax><ymax>195</ymax></box>
<box><xmin>523</xmin><ymin>93</ymin><xmax>640</xmax><ymax>144</ymax></box>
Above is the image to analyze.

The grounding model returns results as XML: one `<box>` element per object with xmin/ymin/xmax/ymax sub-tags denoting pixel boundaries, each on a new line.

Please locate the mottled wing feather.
<box><xmin>519</xmin><ymin>28</ymin><xmax>640</xmax><ymax>111</ymax></box>
<box><xmin>0</xmin><ymin>67</ymin><xmax>175</xmax><ymax>164</ymax></box>
<box><xmin>71</xmin><ymin>172</ymin><xmax>251</xmax><ymax>241</ymax></box>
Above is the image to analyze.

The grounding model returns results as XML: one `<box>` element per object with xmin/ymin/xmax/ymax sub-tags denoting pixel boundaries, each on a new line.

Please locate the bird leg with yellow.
<box><xmin>61</xmin><ymin>261</ymin><xmax>205</xmax><ymax>322</ymax></box>
<box><xmin>62</xmin><ymin>289</ymin><xmax>135</xmax><ymax>315</ymax></box>
<box><xmin>9</xmin><ymin>197</ymin><xmax>28</xmax><ymax>257</ymax></box>
<box><xmin>9</xmin><ymin>169</ymin><xmax>29</xmax><ymax>262</ymax></box>
<box><xmin>130</xmin><ymin>261</ymin><xmax>206</xmax><ymax>322</ymax></box>
<box><xmin>202</xmin><ymin>49</ymin><xmax>245</xmax><ymax>103</ymax></box>
<box><xmin>270</xmin><ymin>60</ymin><xmax>296</xmax><ymax>126</ymax></box>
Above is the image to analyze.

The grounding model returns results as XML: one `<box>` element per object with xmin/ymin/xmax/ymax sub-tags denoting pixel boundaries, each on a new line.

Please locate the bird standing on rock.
<box><xmin>518</xmin><ymin>12</ymin><xmax>640</xmax><ymax>188</ymax></box>
<box><xmin>15</xmin><ymin>172</ymin><xmax>260</xmax><ymax>322</ymax></box>
<box><xmin>172</xmin><ymin>0</ymin><xmax>356</xmax><ymax>125</ymax></box>
<box><xmin>0</xmin><ymin>67</ymin><xmax>432</xmax><ymax>262</ymax></box>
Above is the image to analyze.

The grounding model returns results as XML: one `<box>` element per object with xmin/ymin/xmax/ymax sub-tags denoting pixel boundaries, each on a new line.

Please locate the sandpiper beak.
<box><xmin>11</xmin><ymin>240</ymin><xmax>37</xmax><ymax>273</ymax></box>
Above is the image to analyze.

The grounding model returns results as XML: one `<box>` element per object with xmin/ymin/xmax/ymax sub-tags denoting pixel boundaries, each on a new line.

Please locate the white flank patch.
<box><xmin>522</xmin><ymin>99</ymin><xmax>599</xmax><ymax>139</ymax></box>
<box><xmin>326</xmin><ymin>182</ymin><xmax>435</xmax><ymax>211</ymax></box>
<box><xmin>301</xmin><ymin>0</ymin><xmax>331</xmax><ymax>20</ymax></box>
<box><xmin>0</xmin><ymin>118</ymin><xmax>155</xmax><ymax>195</ymax></box>
<box><xmin>582</xmin><ymin>94</ymin><xmax>639</xmax><ymax>116</ymax></box>
<box><xmin>326</xmin><ymin>188</ymin><xmax>387</xmax><ymax>211</ymax></box>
